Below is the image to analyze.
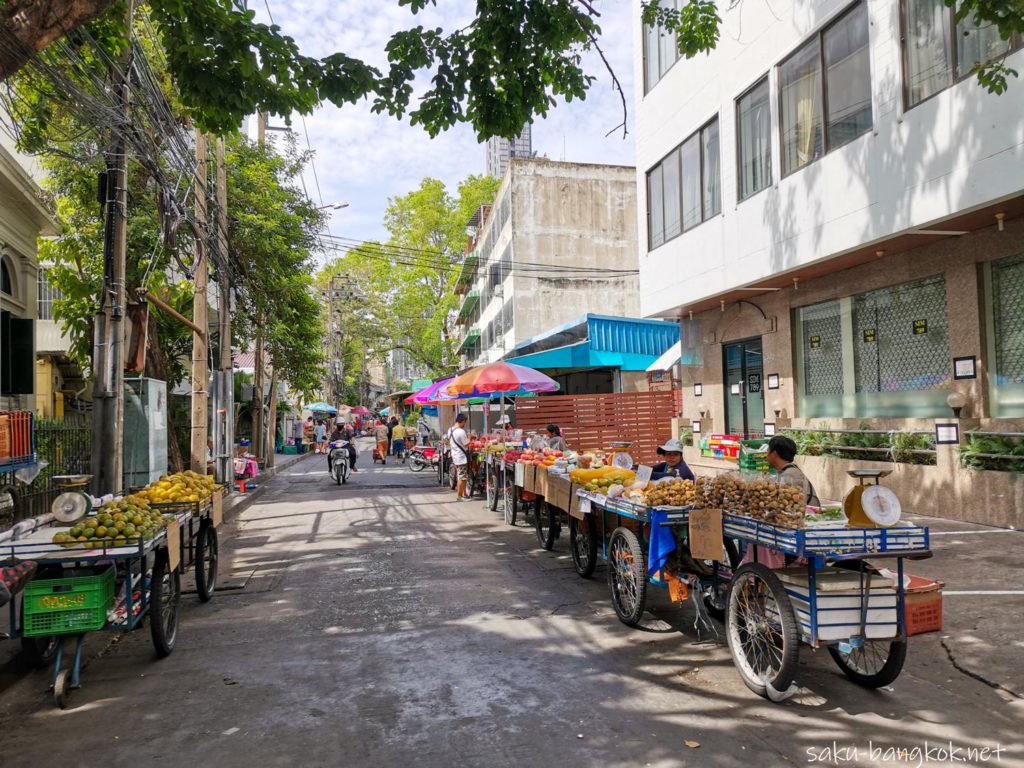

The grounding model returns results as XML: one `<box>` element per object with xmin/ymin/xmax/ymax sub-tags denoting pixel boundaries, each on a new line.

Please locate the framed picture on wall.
<box><xmin>693</xmin><ymin>383</ymin><xmax>703</xmax><ymax>397</ymax></box>
<box><xmin>767</xmin><ymin>373</ymin><xmax>780</xmax><ymax>390</ymax></box>
<box><xmin>953</xmin><ymin>356</ymin><xmax>977</xmax><ymax>380</ymax></box>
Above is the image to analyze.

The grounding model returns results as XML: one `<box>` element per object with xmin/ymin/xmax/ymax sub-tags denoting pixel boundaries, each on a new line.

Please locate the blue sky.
<box><xmin>250</xmin><ymin>0</ymin><xmax>637</xmax><ymax>253</ymax></box>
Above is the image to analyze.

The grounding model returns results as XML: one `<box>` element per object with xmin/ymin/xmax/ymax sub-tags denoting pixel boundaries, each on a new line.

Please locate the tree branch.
<box><xmin>0</xmin><ymin>0</ymin><xmax>119</xmax><ymax>78</ymax></box>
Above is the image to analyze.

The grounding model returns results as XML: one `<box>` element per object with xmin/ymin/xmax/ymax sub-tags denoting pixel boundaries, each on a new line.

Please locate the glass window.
<box><xmin>701</xmin><ymin>119</ymin><xmax>721</xmax><ymax>218</ymax></box>
<box><xmin>957</xmin><ymin>15</ymin><xmax>1013</xmax><ymax>78</ymax></box>
<box><xmin>680</xmin><ymin>135</ymin><xmax>701</xmax><ymax>230</ymax></box>
<box><xmin>779</xmin><ymin>38</ymin><xmax>824</xmax><ymax>176</ymax></box>
<box><xmin>648</xmin><ymin>165</ymin><xmax>664</xmax><ymax>249</ymax></box>
<box><xmin>823</xmin><ymin>2</ymin><xmax>872</xmax><ymax>150</ymax></box>
<box><xmin>659</xmin><ymin>23</ymin><xmax>677</xmax><ymax>79</ymax></box>
<box><xmin>643</xmin><ymin>0</ymin><xmax>680</xmax><ymax>92</ymax></box>
<box><xmin>903</xmin><ymin>0</ymin><xmax>953</xmax><ymax>105</ymax></box>
<box><xmin>736</xmin><ymin>77</ymin><xmax>772</xmax><ymax>200</ymax></box>
<box><xmin>37</xmin><ymin>271</ymin><xmax>61</xmax><ymax>321</ymax></box>
<box><xmin>662</xmin><ymin>148</ymin><xmax>682</xmax><ymax>241</ymax></box>
<box><xmin>987</xmin><ymin>253</ymin><xmax>1024</xmax><ymax>417</ymax></box>
<box><xmin>645</xmin><ymin>22</ymin><xmax>660</xmax><ymax>92</ymax></box>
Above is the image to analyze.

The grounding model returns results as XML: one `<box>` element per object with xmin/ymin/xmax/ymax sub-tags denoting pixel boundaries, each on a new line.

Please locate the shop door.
<box><xmin>723</xmin><ymin>338</ymin><xmax>765</xmax><ymax>438</ymax></box>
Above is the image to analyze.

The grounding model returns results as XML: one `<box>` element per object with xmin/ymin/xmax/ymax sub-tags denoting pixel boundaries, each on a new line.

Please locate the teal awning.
<box><xmin>507</xmin><ymin>340</ymin><xmax>664</xmax><ymax>372</ymax></box>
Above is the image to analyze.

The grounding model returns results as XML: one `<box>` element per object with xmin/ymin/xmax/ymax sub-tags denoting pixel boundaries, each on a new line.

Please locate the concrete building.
<box><xmin>632</xmin><ymin>0</ymin><xmax>1024</xmax><ymax>524</ymax></box>
<box><xmin>453</xmin><ymin>159</ymin><xmax>640</xmax><ymax>367</ymax></box>
<box><xmin>485</xmin><ymin>125</ymin><xmax>533</xmax><ymax>179</ymax></box>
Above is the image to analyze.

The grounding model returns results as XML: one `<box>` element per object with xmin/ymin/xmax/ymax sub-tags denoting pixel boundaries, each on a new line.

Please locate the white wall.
<box><xmin>633</xmin><ymin>0</ymin><xmax>1024</xmax><ymax>319</ymax></box>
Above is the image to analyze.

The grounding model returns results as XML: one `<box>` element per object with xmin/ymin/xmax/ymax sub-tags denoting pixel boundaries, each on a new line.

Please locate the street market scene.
<box><xmin>0</xmin><ymin>1</ymin><xmax>1022</xmax><ymax>766</ymax></box>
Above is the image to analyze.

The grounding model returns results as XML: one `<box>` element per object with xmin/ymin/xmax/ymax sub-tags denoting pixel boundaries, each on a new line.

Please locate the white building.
<box><xmin>485</xmin><ymin>125</ymin><xmax>533</xmax><ymax>179</ymax></box>
<box><xmin>453</xmin><ymin>159</ymin><xmax>640</xmax><ymax>366</ymax></box>
<box><xmin>633</xmin><ymin>0</ymin><xmax>1024</xmax><ymax>437</ymax></box>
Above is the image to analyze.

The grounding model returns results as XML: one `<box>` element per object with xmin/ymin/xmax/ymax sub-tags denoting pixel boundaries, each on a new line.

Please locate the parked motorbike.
<box><xmin>327</xmin><ymin>440</ymin><xmax>351</xmax><ymax>485</ymax></box>
<box><xmin>407</xmin><ymin>444</ymin><xmax>439</xmax><ymax>473</ymax></box>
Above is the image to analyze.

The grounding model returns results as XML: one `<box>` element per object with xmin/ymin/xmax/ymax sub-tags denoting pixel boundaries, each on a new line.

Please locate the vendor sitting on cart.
<box><xmin>766</xmin><ymin>435</ymin><xmax>819</xmax><ymax>506</ymax></box>
<box><xmin>651</xmin><ymin>438</ymin><xmax>695</xmax><ymax>481</ymax></box>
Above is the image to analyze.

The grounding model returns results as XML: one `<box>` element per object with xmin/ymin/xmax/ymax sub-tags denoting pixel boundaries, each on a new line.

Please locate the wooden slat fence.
<box><xmin>514</xmin><ymin>391</ymin><xmax>677</xmax><ymax>464</ymax></box>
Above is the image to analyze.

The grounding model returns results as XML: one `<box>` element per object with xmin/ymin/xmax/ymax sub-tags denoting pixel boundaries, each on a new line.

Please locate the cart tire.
<box><xmin>703</xmin><ymin>538</ymin><xmax>741</xmax><ymax>621</ymax></box>
<box><xmin>828</xmin><ymin>639</ymin><xmax>907</xmax><ymax>688</ymax></box>
<box><xmin>726</xmin><ymin>562</ymin><xmax>800</xmax><ymax>698</ymax></box>
<box><xmin>534</xmin><ymin>501</ymin><xmax>557</xmax><ymax>551</ymax></box>
<box><xmin>409</xmin><ymin>455</ymin><xmax>427</xmax><ymax>472</ymax></box>
<box><xmin>487</xmin><ymin>467</ymin><xmax>499</xmax><ymax>511</ymax></box>
<box><xmin>503</xmin><ymin>482</ymin><xmax>517</xmax><ymax>526</ymax></box>
<box><xmin>150</xmin><ymin>550</ymin><xmax>181</xmax><ymax>658</ymax></box>
<box><xmin>608</xmin><ymin>527</ymin><xmax>647</xmax><ymax>626</ymax></box>
<box><xmin>195</xmin><ymin>521</ymin><xmax>219</xmax><ymax>603</ymax></box>
<box><xmin>53</xmin><ymin>668</ymin><xmax>70</xmax><ymax>709</ymax></box>
<box><xmin>20</xmin><ymin>621</ymin><xmax>59</xmax><ymax>669</ymax></box>
<box><xmin>569</xmin><ymin>516</ymin><xmax>598</xmax><ymax>579</ymax></box>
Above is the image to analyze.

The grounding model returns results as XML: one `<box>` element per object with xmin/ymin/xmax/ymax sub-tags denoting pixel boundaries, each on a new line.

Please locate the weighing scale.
<box><xmin>49</xmin><ymin>474</ymin><xmax>94</xmax><ymax>524</ymax></box>
<box><xmin>842</xmin><ymin>470</ymin><xmax>902</xmax><ymax>528</ymax></box>
<box><xmin>608</xmin><ymin>441</ymin><xmax>634</xmax><ymax>470</ymax></box>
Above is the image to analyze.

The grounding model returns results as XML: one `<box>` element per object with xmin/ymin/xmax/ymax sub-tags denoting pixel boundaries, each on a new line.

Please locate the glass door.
<box><xmin>723</xmin><ymin>338</ymin><xmax>764</xmax><ymax>438</ymax></box>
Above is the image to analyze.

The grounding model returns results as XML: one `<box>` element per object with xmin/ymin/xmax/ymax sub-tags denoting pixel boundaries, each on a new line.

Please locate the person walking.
<box><xmin>391</xmin><ymin>420</ymin><xmax>408</xmax><ymax>461</ymax></box>
<box><xmin>447</xmin><ymin>413</ymin><xmax>471</xmax><ymax>501</ymax></box>
<box><xmin>374</xmin><ymin>420</ymin><xmax>389</xmax><ymax>464</ymax></box>
<box><xmin>417</xmin><ymin>416</ymin><xmax>431</xmax><ymax>446</ymax></box>
<box><xmin>314</xmin><ymin>420</ymin><xmax>327</xmax><ymax>454</ymax></box>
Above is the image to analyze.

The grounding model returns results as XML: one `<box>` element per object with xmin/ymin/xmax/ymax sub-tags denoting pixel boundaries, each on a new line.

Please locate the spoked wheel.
<box><xmin>53</xmin><ymin>668</ymin><xmax>70</xmax><ymax>709</ymax></box>
<box><xmin>607</xmin><ymin>527</ymin><xmax>647</xmax><ymax>626</ymax></box>
<box><xmin>503</xmin><ymin>481</ymin><xmax>517</xmax><ymax>526</ymax></box>
<box><xmin>195</xmin><ymin>521</ymin><xmax>219</xmax><ymax>603</ymax></box>
<box><xmin>409</xmin><ymin>455</ymin><xmax>427</xmax><ymax>472</ymax></box>
<box><xmin>828</xmin><ymin>639</ymin><xmax>907</xmax><ymax>688</ymax></box>
<box><xmin>534</xmin><ymin>501</ymin><xmax>558</xmax><ymax>551</ymax></box>
<box><xmin>150</xmin><ymin>549</ymin><xmax>181</xmax><ymax>658</ymax></box>
<box><xmin>569</xmin><ymin>515</ymin><xmax>598</xmax><ymax>579</ymax></box>
<box><xmin>486</xmin><ymin>467</ymin><xmax>499</xmax><ymax>511</ymax></box>
<box><xmin>702</xmin><ymin>538</ymin><xmax>741</xmax><ymax>621</ymax></box>
<box><xmin>726</xmin><ymin>562</ymin><xmax>800</xmax><ymax>698</ymax></box>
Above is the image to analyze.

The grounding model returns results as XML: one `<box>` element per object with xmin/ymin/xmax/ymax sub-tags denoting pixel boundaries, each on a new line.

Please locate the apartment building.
<box><xmin>634</xmin><ymin>0</ymin><xmax>1024</xmax><ymax>439</ymax></box>
<box><xmin>454</xmin><ymin>159</ymin><xmax>640</xmax><ymax>366</ymax></box>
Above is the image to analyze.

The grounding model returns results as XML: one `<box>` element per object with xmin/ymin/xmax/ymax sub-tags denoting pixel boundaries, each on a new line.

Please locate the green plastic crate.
<box><xmin>22</xmin><ymin>565</ymin><xmax>115</xmax><ymax>637</ymax></box>
<box><xmin>282</xmin><ymin>445</ymin><xmax>298</xmax><ymax>455</ymax></box>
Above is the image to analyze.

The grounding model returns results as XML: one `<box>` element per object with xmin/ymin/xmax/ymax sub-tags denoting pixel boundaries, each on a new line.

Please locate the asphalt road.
<box><xmin>1</xmin><ymin>448</ymin><xmax>1021</xmax><ymax>767</ymax></box>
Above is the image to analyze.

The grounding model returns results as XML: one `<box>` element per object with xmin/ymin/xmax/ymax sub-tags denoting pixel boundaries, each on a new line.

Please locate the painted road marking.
<box><xmin>929</xmin><ymin>530</ymin><xmax>1017</xmax><ymax>535</ymax></box>
<box><xmin>943</xmin><ymin>590</ymin><xmax>1024</xmax><ymax>596</ymax></box>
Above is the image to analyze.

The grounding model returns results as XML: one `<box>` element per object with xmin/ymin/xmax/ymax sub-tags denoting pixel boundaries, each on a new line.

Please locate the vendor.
<box><xmin>766</xmin><ymin>435</ymin><xmax>819</xmax><ymax>506</ymax></box>
<box><xmin>651</xmin><ymin>438</ymin><xmax>695</xmax><ymax>481</ymax></box>
<box><xmin>545</xmin><ymin>424</ymin><xmax>567</xmax><ymax>452</ymax></box>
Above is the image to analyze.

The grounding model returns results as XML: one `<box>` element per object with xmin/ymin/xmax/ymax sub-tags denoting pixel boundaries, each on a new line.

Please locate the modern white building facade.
<box><xmin>634</xmin><ymin>0</ymin><xmax>1024</xmax><ymax>437</ymax></box>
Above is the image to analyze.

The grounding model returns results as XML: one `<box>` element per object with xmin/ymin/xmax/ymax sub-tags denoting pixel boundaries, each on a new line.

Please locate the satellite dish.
<box><xmin>52</xmin><ymin>492</ymin><xmax>92</xmax><ymax>524</ymax></box>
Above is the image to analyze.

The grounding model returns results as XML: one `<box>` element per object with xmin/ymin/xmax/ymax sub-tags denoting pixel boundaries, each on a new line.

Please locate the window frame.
<box><xmin>735</xmin><ymin>74</ymin><xmax>773</xmax><ymax>203</ymax></box>
<box><xmin>642</xmin><ymin>0</ymin><xmax>682</xmax><ymax>94</ymax></box>
<box><xmin>776</xmin><ymin>0</ymin><xmax>872</xmax><ymax>179</ymax></box>
<box><xmin>898</xmin><ymin>0</ymin><xmax>1024</xmax><ymax>111</ymax></box>
<box><xmin>645</xmin><ymin>115</ymin><xmax>722</xmax><ymax>251</ymax></box>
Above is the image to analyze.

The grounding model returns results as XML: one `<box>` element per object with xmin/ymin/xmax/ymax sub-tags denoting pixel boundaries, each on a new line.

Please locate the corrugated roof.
<box><xmin>511</xmin><ymin>314</ymin><xmax>679</xmax><ymax>359</ymax></box>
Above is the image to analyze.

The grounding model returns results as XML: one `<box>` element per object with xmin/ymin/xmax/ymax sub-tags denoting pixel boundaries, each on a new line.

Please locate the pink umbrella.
<box><xmin>447</xmin><ymin>362</ymin><xmax>559</xmax><ymax>396</ymax></box>
<box><xmin>351</xmin><ymin>405</ymin><xmax>372</xmax><ymax>415</ymax></box>
<box><xmin>405</xmin><ymin>377</ymin><xmax>456</xmax><ymax>405</ymax></box>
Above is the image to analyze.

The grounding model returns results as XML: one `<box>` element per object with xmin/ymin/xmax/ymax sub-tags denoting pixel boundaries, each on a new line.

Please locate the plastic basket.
<box><xmin>23</xmin><ymin>565</ymin><xmax>115</xmax><ymax>636</ymax></box>
<box><xmin>904</xmin><ymin>577</ymin><xmax>943</xmax><ymax>635</ymax></box>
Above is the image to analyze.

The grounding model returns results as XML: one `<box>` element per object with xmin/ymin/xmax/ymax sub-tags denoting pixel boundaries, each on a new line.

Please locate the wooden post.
<box><xmin>190</xmin><ymin>132</ymin><xmax>209</xmax><ymax>473</ymax></box>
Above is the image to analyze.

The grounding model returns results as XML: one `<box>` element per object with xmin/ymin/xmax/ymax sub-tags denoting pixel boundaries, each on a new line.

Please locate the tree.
<box><xmin>319</xmin><ymin>174</ymin><xmax>500</xmax><ymax>377</ymax></box>
<box><xmin>0</xmin><ymin>1</ymin><xmax>1018</xmax><ymax>145</ymax></box>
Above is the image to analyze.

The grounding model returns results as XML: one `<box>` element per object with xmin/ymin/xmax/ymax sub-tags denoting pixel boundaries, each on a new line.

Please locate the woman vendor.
<box><xmin>651</xmin><ymin>438</ymin><xmax>695</xmax><ymax>481</ymax></box>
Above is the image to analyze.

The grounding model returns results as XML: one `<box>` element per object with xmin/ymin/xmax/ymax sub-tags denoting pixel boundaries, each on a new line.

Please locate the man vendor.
<box><xmin>651</xmin><ymin>438</ymin><xmax>695</xmax><ymax>481</ymax></box>
<box><xmin>766</xmin><ymin>435</ymin><xmax>820</xmax><ymax>506</ymax></box>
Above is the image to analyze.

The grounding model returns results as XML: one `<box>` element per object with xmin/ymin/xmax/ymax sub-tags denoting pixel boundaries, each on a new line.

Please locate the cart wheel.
<box><xmin>409</xmin><ymin>455</ymin><xmax>427</xmax><ymax>472</ymax></box>
<box><xmin>569</xmin><ymin>516</ymin><xmax>598</xmax><ymax>579</ymax></box>
<box><xmin>503</xmin><ymin>482</ymin><xmax>517</xmax><ymax>526</ymax></box>
<box><xmin>702</xmin><ymin>538</ymin><xmax>741</xmax><ymax>621</ymax></box>
<box><xmin>150</xmin><ymin>549</ymin><xmax>181</xmax><ymax>658</ymax></box>
<box><xmin>195</xmin><ymin>521</ymin><xmax>219</xmax><ymax>603</ymax></box>
<box><xmin>726</xmin><ymin>562</ymin><xmax>800</xmax><ymax>698</ymax></box>
<box><xmin>53</xmin><ymin>668</ymin><xmax>70</xmax><ymax>709</ymax></box>
<box><xmin>534</xmin><ymin>501</ymin><xmax>558</xmax><ymax>551</ymax></box>
<box><xmin>828</xmin><ymin>639</ymin><xmax>907</xmax><ymax>688</ymax></box>
<box><xmin>20</xmin><ymin>622</ymin><xmax>59</xmax><ymax>669</ymax></box>
<box><xmin>486</xmin><ymin>468</ymin><xmax>499</xmax><ymax>511</ymax></box>
<box><xmin>608</xmin><ymin>527</ymin><xmax>647</xmax><ymax>626</ymax></box>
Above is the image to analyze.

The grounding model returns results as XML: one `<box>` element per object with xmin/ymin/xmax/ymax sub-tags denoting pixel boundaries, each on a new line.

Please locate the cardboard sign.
<box><xmin>514</xmin><ymin>462</ymin><xmax>524</xmax><ymax>486</ymax></box>
<box><xmin>166</xmin><ymin>519</ymin><xmax>181</xmax><ymax>572</ymax></box>
<box><xmin>688</xmin><ymin>508</ymin><xmax>724</xmax><ymax>561</ymax></box>
<box><xmin>212</xmin><ymin>488</ymin><xmax>224</xmax><ymax>528</ymax></box>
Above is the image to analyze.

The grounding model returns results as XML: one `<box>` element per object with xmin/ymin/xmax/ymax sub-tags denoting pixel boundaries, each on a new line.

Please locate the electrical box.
<box><xmin>123</xmin><ymin>377</ymin><xmax>168</xmax><ymax>489</ymax></box>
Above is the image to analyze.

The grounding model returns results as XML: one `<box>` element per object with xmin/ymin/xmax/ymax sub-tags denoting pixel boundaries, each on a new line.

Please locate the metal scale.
<box><xmin>842</xmin><ymin>469</ymin><xmax>902</xmax><ymax>528</ymax></box>
<box><xmin>49</xmin><ymin>474</ymin><xmax>94</xmax><ymax>524</ymax></box>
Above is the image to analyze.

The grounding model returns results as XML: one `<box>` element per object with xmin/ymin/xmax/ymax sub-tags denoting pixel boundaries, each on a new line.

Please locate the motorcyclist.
<box><xmin>328</xmin><ymin>423</ymin><xmax>358</xmax><ymax>475</ymax></box>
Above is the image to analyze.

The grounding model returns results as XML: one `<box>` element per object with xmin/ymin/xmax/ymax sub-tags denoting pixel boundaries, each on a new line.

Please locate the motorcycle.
<box><xmin>407</xmin><ymin>444</ymin><xmax>439</xmax><ymax>473</ymax></box>
<box><xmin>327</xmin><ymin>440</ymin><xmax>351</xmax><ymax>485</ymax></box>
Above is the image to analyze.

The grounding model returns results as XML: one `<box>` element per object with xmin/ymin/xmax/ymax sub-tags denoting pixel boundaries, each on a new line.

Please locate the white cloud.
<box><xmin>255</xmin><ymin>0</ymin><xmax>637</xmax><ymax>250</ymax></box>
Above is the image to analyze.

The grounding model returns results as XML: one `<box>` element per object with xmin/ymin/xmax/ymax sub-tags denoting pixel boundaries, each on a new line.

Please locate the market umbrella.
<box><xmin>351</xmin><ymin>405</ymin><xmax>371</xmax><ymax>416</ymax></box>
<box><xmin>304</xmin><ymin>401</ymin><xmax>338</xmax><ymax>414</ymax></box>
<box><xmin>447</xmin><ymin>362</ymin><xmax>559</xmax><ymax>396</ymax></box>
<box><xmin>405</xmin><ymin>377</ymin><xmax>455</xmax><ymax>405</ymax></box>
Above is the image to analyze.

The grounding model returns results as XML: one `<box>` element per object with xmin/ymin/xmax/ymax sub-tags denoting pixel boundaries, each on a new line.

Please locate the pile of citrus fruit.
<box><xmin>133</xmin><ymin>470</ymin><xmax>219</xmax><ymax>505</ymax></box>
<box><xmin>52</xmin><ymin>497</ymin><xmax>171</xmax><ymax>549</ymax></box>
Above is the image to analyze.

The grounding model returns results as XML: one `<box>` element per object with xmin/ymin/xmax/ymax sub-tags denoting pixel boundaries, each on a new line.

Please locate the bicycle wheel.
<box><xmin>828</xmin><ymin>639</ymin><xmax>907</xmax><ymax>688</ymax></box>
<box><xmin>409</xmin><ymin>454</ymin><xmax>427</xmax><ymax>472</ymax></box>
<box><xmin>607</xmin><ymin>527</ymin><xmax>647</xmax><ymax>626</ymax></box>
<box><xmin>503</xmin><ymin>481</ymin><xmax>517</xmax><ymax>526</ymax></box>
<box><xmin>702</xmin><ymin>538</ymin><xmax>741</xmax><ymax>621</ymax></box>
<box><xmin>486</xmin><ymin>466</ymin><xmax>499</xmax><ymax>511</ymax></box>
<box><xmin>569</xmin><ymin>515</ymin><xmax>598</xmax><ymax>578</ymax></box>
<box><xmin>195</xmin><ymin>521</ymin><xmax>219</xmax><ymax>603</ymax></box>
<box><xmin>150</xmin><ymin>549</ymin><xmax>181</xmax><ymax>658</ymax></box>
<box><xmin>534</xmin><ymin>501</ymin><xmax>558</xmax><ymax>550</ymax></box>
<box><xmin>726</xmin><ymin>562</ymin><xmax>800</xmax><ymax>698</ymax></box>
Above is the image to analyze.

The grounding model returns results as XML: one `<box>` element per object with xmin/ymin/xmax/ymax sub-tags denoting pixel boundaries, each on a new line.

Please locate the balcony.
<box><xmin>456</xmin><ymin>290</ymin><xmax>479</xmax><ymax>324</ymax></box>
<box><xmin>454</xmin><ymin>253</ymin><xmax>478</xmax><ymax>295</ymax></box>
<box><xmin>457</xmin><ymin>328</ymin><xmax>480</xmax><ymax>354</ymax></box>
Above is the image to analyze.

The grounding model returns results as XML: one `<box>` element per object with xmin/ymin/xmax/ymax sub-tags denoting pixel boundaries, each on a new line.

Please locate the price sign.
<box><xmin>212</xmin><ymin>489</ymin><xmax>224</xmax><ymax>528</ymax></box>
<box><xmin>166</xmin><ymin>519</ymin><xmax>181</xmax><ymax>572</ymax></box>
<box><xmin>578</xmin><ymin>496</ymin><xmax>592</xmax><ymax>515</ymax></box>
<box><xmin>688</xmin><ymin>508</ymin><xmax>724</xmax><ymax>561</ymax></box>
<box><xmin>514</xmin><ymin>463</ymin><xmax>524</xmax><ymax>486</ymax></box>
<box><xmin>635</xmin><ymin>465</ymin><xmax>653</xmax><ymax>487</ymax></box>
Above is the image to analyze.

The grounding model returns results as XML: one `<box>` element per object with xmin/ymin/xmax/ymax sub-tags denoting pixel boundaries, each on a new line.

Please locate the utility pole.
<box><xmin>190</xmin><ymin>132</ymin><xmax>209</xmax><ymax>473</ymax></box>
<box><xmin>91</xmin><ymin>0</ymin><xmax>133</xmax><ymax>495</ymax></box>
<box><xmin>214</xmin><ymin>137</ymin><xmax>233</xmax><ymax>484</ymax></box>
<box><xmin>252</xmin><ymin>111</ymin><xmax>267</xmax><ymax>462</ymax></box>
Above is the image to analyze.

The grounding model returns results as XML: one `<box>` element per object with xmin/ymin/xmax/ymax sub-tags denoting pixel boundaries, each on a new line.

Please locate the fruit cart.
<box><xmin>1</xmin><ymin>507</ymin><xmax>188</xmax><ymax>708</ymax></box>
